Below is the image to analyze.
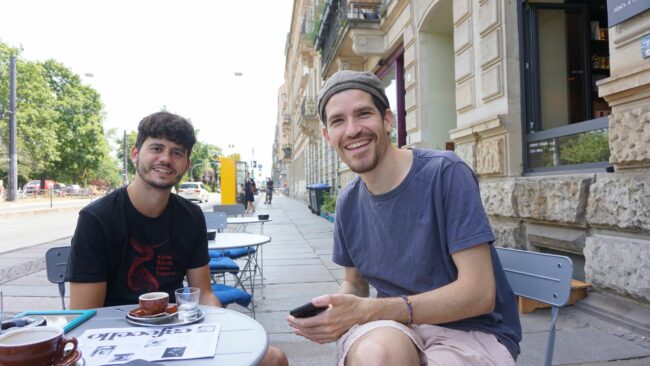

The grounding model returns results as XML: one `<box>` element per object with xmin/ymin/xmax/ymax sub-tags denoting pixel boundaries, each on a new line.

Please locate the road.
<box><xmin>0</xmin><ymin>193</ymin><xmax>220</xmax><ymax>254</ymax></box>
<box><xmin>0</xmin><ymin>210</ymin><xmax>81</xmax><ymax>254</ymax></box>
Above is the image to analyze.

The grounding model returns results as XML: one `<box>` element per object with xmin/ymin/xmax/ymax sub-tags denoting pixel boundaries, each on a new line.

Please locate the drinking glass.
<box><xmin>174</xmin><ymin>287</ymin><xmax>200</xmax><ymax>321</ymax></box>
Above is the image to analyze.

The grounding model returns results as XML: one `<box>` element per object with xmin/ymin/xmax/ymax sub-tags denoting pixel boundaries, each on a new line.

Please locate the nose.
<box><xmin>344</xmin><ymin>119</ymin><xmax>362</xmax><ymax>137</ymax></box>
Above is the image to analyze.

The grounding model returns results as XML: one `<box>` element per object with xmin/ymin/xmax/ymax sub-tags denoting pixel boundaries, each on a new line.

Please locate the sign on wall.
<box><xmin>608</xmin><ymin>0</ymin><xmax>650</xmax><ymax>27</ymax></box>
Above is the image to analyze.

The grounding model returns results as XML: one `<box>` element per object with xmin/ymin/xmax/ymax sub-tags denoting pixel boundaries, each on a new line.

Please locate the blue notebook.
<box><xmin>15</xmin><ymin>309</ymin><xmax>97</xmax><ymax>333</ymax></box>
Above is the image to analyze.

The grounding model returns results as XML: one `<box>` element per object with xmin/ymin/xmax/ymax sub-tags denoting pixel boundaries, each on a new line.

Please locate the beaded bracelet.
<box><xmin>400</xmin><ymin>295</ymin><xmax>413</xmax><ymax>326</ymax></box>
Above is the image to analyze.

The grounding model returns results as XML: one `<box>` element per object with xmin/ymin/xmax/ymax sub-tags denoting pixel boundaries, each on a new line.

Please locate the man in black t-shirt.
<box><xmin>66</xmin><ymin>111</ymin><xmax>287</xmax><ymax>366</ymax></box>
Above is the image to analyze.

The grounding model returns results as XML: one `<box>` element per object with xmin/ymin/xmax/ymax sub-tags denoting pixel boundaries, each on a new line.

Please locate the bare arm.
<box><xmin>69</xmin><ymin>282</ymin><xmax>107</xmax><ymax>310</ymax></box>
<box><xmin>339</xmin><ymin>267</ymin><xmax>369</xmax><ymax>297</ymax></box>
<box><xmin>363</xmin><ymin>243</ymin><xmax>496</xmax><ymax>325</ymax></box>
<box><xmin>186</xmin><ymin>264</ymin><xmax>222</xmax><ymax>307</ymax></box>
<box><xmin>288</xmin><ymin>243</ymin><xmax>496</xmax><ymax>343</ymax></box>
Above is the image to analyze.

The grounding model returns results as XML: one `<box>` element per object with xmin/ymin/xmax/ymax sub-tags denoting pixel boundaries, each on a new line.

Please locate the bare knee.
<box><xmin>259</xmin><ymin>346</ymin><xmax>288</xmax><ymax>366</ymax></box>
<box><xmin>345</xmin><ymin>328</ymin><xmax>419</xmax><ymax>366</ymax></box>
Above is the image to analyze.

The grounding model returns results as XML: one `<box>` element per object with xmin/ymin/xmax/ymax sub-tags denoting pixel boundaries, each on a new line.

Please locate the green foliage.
<box><xmin>308</xmin><ymin>1</ymin><xmax>327</xmax><ymax>45</ymax></box>
<box><xmin>113</xmin><ymin>129</ymin><xmax>138</xmax><ymax>179</ymax></box>
<box><xmin>559</xmin><ymin>129</ymin><xmax>609</xmax><ymax>165</ymax></box>
<box><xmin>320</xmin><ymin>192</ymin><xmax>337</xmax><ymax>214</ymax></box>
<box><xmin>42</xmin><ymin>59</ymin><xmax>110</xmax><ymax>184</ymax></box>
<box><xmin>0</xmin><ymin>40</ymin><xmax>120</xmax><ymax>186</ymax></box>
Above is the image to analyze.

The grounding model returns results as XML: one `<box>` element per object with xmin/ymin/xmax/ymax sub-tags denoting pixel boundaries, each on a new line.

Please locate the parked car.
<box><xmin>53</xmin><ymin>183</ymin><xmax>67</xmax><ymax>196</ymax></box>
<box><xmin>23</xmin><ymin>180</ymin><xmax>41</xmax><ymax>195</ymax></box>
<box><xmin>67</xmin><ymin>184</ymin><xmax>82</xmax><ymax>196</ymax></box>
<box><xmin>178</xmin><ymin>182</ymin><xmax>209</xmax><ymax>203</ymax></box>
<box><xmin>23</xmin><ymin>180</ymin><xmax>55</xmax><ymax>195</ymax></box>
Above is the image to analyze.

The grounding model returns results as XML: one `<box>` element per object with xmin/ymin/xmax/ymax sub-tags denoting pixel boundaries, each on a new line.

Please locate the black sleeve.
<box><xmin>65</xmin><ymin>211</ymin><xmax>110</xmax><ymax>283</ymax></box>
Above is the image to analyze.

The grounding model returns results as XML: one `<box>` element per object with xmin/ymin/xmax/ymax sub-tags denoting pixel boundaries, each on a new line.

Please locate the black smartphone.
<box><xmin>289</xmin><ymin>302</ymin><xmax>328</xmax><ymax>318</ymax></box>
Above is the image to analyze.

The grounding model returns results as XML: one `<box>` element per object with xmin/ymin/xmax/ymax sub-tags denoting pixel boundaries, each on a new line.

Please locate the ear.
<box><xmin>383</xmin><ymin>109</ymin><xmax>394</xmax><ymax>135</ymax></box>
<box><xmin>130</xmin><ymin>145</ymin><xmax>139</xmax><ymax>165</ymax></box>
<box><xmin>322</xmin><ymin>126</ymin><xmax>331</xmax><ymax>146</ymax></box>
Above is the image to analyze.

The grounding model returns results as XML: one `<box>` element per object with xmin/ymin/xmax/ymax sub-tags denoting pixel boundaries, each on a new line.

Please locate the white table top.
<box><xmin>227</xmin><ymin>217</ymin><xmax>272</xmax><ymax>225</ymax></box>
<box><xmin>208</xmin><ymin>233</ymin><xmax>271</xmax><ymax>250</ymax></box>
<box><xmin>68</xmin><ymin>305</ymin><xmax>268</xmax><ymax>365</ymax></box>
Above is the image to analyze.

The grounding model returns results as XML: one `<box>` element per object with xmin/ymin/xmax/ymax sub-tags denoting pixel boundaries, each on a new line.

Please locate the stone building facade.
<box><xmin>275</xmin><ymin>0</ymin><xmax>650</xmax><ymax>312</ymax></box>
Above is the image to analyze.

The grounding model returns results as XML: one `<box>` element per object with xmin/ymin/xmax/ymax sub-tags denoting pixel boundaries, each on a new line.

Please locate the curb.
<box><xmin>0</xmin><ymin>205</ymin><xmax>85</xmax><ymax>219</ymax></box>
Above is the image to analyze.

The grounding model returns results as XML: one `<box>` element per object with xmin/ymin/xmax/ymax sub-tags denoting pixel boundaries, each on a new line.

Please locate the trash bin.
<box><xmin>307</xmin><ymin>183</ymin><xmax>331</xmax><ymax>215</ymax></box>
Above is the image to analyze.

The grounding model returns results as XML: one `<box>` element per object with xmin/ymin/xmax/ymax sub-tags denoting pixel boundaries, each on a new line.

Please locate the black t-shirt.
<box><xmin>65</xmin><ymin>187</ymin><xmax>209</xmax><ymax>306</ymax></box>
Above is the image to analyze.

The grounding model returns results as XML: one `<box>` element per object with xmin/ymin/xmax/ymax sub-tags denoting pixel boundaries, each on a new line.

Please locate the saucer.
<box><xmin>58</xmin><ymin>349</ymin><xmax>82</xmax><ymax>366</ymax></box>
<box><xmin>126</xmin><ymin>308</ymin><xmax>205</xmax><ymax>327</ymax></box>
<box><xmin>126</xmin><ymin>310</ymin><xmax>176</xmax><ymax>324</ymax></box>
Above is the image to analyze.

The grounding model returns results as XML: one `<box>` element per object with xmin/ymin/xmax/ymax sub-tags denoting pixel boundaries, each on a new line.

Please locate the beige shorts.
<box><xmin>336</xmin><ymin>320</ymin><xmax>515</xmax><ymax>366</ymax></box>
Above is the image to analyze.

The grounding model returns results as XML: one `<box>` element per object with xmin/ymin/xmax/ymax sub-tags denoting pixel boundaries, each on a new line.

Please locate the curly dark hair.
<box><xmin>135</xmin><ymin>111</ymin><xmax>197</xmax><ymax>154</ymax></box>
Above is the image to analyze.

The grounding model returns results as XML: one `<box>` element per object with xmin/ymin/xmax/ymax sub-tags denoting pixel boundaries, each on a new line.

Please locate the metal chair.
<box><xmin>45</xmin><ymin>246</ymin><xmax>71</xmax><ymax>310</ymax></box>
<box><xmin>496</xmin><ymin>247</ymin><xmax>573</xmax><ymax>366</ymax></box>
<box><xmin>212</xmin><ymin>204</ymin><xmax>245</xmax><ymax>217</ymax></box>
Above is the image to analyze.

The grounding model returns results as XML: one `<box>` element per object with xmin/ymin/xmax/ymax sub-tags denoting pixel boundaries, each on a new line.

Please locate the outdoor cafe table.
<box><xmin>208</xmin><ymin>233</ymin><xmax>271</xmax><ymax>292</ymax></box>
<box><xmin>225</xmin><ymin>218</ymin><xmax>272</xmax><ymax>286</ymax></box>
<box><xmin>67</xmin><ymin>305</ymin><xmax>268</xmax><ymax>365</ymax></box>
<box><xmin>226</xmin><ymin>217</ymin><xmax>272</xmax><ymax>234</ymax></box>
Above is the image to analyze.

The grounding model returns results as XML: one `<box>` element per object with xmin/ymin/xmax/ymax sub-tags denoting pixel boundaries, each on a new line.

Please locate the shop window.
<box><xmin>521</xmin><ymin>1</ymin><xmax>611</xmax><ymax>173</ymax></box>
<box><xmin>376</xmin><ymin>47</ymin><xmax>406</xmax><ymax>148</ymax></box>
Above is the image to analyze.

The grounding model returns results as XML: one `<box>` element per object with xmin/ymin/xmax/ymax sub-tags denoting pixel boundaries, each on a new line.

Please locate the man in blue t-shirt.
<box><xmin>288</xmin><ymin>70</ymin><xmax>521</xmax><ymax>365</ymax></box>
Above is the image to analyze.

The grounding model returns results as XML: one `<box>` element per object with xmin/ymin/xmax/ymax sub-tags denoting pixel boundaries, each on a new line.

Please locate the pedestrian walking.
<box><xmin>264</xmin><ymin>177</ymin><xmax>274</xmax><ymax>204</ymax></box>
<box><xmin>245</xmin><ymin>172</ymin><xmax>256</xmax><ymax>213</ymax></box>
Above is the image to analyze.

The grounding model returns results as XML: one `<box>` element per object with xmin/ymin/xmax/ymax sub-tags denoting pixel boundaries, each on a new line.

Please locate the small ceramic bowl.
<box><xmin>257</xmin><ymin>214</ymin><xmax>269</xmax><ymax>220</ymax></box>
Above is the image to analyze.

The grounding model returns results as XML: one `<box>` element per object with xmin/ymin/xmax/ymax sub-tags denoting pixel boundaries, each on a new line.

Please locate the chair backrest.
<box><xmin>496</xmin><ymin>247</ymin><xmax>573</xmax><ymax>366</ymax></box>
<box><xmin>204</xmin><ymin>211</ymin><xmax>228</xmax><ymax>232</ymax></box>
<box><xmin>45</xmin><ymin>246</ymin><xmax>71</xmax><ymax>310</ymax></box>
<box><xmin>496</xmin><ymin>247</ymin><xmax>573</xmax><ymax>306</ymax></box>
<box><xmin>213</xmin><ymin>204</ymin><xmax>245</xmax><ymax>217</ymax></box>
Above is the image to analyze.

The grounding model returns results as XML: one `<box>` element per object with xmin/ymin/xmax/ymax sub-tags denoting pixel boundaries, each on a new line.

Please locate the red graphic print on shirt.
<box><xmin>127</xmin><ymin>237</ymin><xmax>169</xmax><ymax>292</ymax></box>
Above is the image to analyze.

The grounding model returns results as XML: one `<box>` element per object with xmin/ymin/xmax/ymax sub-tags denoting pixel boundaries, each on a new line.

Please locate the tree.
<box><xmin>0</xmin><ymin>43</ymin><xmax>59</xmax><ymax>185</ymax></box>
<box><xmin>41</xmin><ymin>59</ymin><xmax>110</xmax><ymax>184</ymax></box>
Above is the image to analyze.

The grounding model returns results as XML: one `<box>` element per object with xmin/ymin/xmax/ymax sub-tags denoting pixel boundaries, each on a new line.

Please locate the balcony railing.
<box><xmin>315</xmin><ymin>0</ymin><xmax>382</xmax><ymax>73</ymax></box>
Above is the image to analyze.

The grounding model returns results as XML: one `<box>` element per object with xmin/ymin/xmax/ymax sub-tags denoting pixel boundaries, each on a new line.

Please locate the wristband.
<box><xmin>400</xmin><ymin>295</ymin><xmax>413</xmax><ymax>326</ymax></box>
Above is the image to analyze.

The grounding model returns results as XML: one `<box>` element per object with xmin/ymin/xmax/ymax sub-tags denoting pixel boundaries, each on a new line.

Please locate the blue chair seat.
<box><xmin>212</xmin><ymin>283</ymin><xmax>252</xmax><ymax>308</ymax></box>
<box><xmin>208</xmin><ymin>249</ymin><xmax>225</xmax><ymax>258</ymax></box>
<box><xmin>224</xmin><ymin>247</ymin><xmax>256</xmax><ymax>259</ymax></box>
<box><xmin>209</xmin><ymin>257</ymin><xmax>239</xmax><ymax>274</ymax></box>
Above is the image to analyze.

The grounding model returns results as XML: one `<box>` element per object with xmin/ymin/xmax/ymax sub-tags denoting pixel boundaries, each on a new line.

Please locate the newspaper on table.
<box><xmin>77</xmin><ymin>323</ymin><xmax>221</xmax><ymax>365</ymax></box>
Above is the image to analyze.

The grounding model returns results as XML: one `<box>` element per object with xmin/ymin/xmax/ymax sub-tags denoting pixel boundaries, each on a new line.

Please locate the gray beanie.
<box><xmin>317</xmin><ymin>70</ymin><xmax>389</xmax><ymax>124</ymax></box>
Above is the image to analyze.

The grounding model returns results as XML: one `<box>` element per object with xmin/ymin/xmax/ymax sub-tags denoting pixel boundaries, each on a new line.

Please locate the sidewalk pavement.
<box><xmin>1</xmin><ymin>194</ymin><xmax>649</xmax><ymax>365</ymax></box>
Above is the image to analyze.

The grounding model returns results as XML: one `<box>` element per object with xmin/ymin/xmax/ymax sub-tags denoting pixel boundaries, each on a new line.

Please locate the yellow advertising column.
<box><xmin>219</xmin><ymin>157</ymin><xmax>236</xmax><ymax>204</ymax></box>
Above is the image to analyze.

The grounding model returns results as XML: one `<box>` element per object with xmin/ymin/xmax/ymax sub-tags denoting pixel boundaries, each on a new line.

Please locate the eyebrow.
<box><xmin>327</xmin><ymin>106</ymin><xmax>376</xmax><ymax>123</ymax></box>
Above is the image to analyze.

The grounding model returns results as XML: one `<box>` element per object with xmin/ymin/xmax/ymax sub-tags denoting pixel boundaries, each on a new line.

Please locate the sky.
<box><xmin>0</xmin><ymin>0</ymin><xmax>294</xmax><ymax>179</ymax></box>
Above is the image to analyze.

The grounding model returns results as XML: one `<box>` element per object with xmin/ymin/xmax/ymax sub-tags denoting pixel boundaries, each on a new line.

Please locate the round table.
<box><xmin>68</xmin><ymin>305</ymin><xmax>268</xmax><ymax>365</ymax></box>
<box><xmin>208</xmin><ymin>233</ymin><xmax>271</xmax><ymax>250</ymax></box>
<box><xmin>226</xmin><ymin>217</ymin><xmax>272</xmax><ymax>226</ymax></box>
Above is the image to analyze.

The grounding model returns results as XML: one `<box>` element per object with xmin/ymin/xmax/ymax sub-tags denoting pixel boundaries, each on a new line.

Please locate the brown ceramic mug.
<box><xmin>138</xmin><ymin>292</ymin><xmax>169</xmax><ymax>315</ymax></box>
<box><xmin>0</xmin><ymin>325</ymin><xmax>78</xmax><ymax>366</ymax></box>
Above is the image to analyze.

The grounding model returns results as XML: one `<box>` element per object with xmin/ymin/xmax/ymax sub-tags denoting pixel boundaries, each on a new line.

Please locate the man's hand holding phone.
<box><xmin>289</xmin><ymin>302</ymin><xmax>329</xmax><ymax>318</ymax></box>
<box><xmin>288</xmin><ymin>294</ymin><xmax>369</xmax><ymax>344</ymax></box>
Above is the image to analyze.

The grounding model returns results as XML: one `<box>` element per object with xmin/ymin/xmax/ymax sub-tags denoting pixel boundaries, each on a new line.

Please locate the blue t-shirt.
<box><xmin>332</xmin><ymin>149</ymin><xmax>522</xmax><ymax>359</ymax></box>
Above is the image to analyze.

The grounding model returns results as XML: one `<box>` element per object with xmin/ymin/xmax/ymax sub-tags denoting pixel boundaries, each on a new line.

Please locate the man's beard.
<box><xmin>136</xmin><ymin>158</ymin><xmax>181</xmax><ymax>190</ymax></box>
<box><xmin>340</xmin><ymin>132</ymin><xmax>388</xmax><ymax>174</ymax></box>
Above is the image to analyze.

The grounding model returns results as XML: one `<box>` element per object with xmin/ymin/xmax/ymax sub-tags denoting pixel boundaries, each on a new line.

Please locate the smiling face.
<box><xmin>131</xmin><ymin>137</ymin><xmax>189</xmax><ymax>190</ymax></box>
<box><xmin>322</xmin><ymin>89</ymin><xmax>393</xmax><ymax>174</ymax></box>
